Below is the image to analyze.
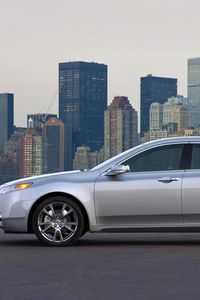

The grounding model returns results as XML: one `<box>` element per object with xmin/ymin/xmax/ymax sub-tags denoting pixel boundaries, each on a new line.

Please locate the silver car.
<box><xmin>1</xmin><ymin>136</ymin><xmax>200</xmax><ymax>246</ymax></box>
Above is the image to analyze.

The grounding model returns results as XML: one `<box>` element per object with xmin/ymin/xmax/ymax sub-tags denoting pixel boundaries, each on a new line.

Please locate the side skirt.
<box><xmin>90</xmin><ymin>226</ymin><xmax>200</xmax><ymax>233</ymax></box>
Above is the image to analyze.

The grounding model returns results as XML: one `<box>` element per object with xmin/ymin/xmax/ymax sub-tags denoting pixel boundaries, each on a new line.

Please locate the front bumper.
<box><xmin>0</xmin><ymin>189</ymin><xmax>35</xmax><ymax>233</ymax></box>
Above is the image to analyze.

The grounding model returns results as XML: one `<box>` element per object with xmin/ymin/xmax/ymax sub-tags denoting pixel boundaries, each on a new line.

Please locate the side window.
<box><xmin>123</xmin><ymin>144</ymin><xmax>184</xmax><ymax>172</ymax></box>
<box><xmin>191</xmin><ymin>144</ymin><xmax>200</xmax><ymax>169</ymax></box>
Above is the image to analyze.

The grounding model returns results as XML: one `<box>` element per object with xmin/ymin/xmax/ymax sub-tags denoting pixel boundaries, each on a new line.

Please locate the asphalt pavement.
<box><xmin>1</xmin><ymin>230</ymin><xmax>200</xmax><ymax>300</ymax></box>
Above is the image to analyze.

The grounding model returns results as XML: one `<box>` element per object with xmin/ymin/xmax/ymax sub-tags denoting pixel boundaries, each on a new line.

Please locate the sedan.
<box><xmin>1</xmin><ymin>136</ymin><xmax>200</xmax><ymax>246</ymax></box>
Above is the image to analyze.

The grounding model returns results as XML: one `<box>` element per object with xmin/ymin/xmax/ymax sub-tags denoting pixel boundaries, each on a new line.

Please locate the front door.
<box><xmin>95</xmin><ymin>144</ymin><xmax>186</xmax><ymax>228</ymax></box>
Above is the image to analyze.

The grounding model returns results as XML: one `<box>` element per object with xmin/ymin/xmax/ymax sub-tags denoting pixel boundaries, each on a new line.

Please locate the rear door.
<box><xmin>182</xmin><ymin>143</ymin><xmax>200</xmax><ymax>226</ymax></box>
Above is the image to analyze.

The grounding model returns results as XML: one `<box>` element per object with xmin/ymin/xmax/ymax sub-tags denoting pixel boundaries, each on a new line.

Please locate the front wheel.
<box><xmin>32</xmin><ymin>197</ymin><xmax>85</xmax><ymax>246</ymax></box>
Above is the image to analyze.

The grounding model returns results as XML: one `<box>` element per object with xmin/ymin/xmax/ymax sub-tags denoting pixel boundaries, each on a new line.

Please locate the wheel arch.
<box><xmin>27</xmin><ymin>192</ymin><xmax>89</xmax><ymax>234</ymax></box>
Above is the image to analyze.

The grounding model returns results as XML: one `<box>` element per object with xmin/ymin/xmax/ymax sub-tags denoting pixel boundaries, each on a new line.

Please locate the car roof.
<box><xmin>92</xmin><ymin>136</ymin><xmax>200</xmax><ymax>172</ymax></box>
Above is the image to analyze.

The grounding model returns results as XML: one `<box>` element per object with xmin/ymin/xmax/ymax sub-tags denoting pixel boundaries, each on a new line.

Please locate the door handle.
<box><xmin>158</xmin><ymin>177</ymin><xmax>180</xmax><ymax>183</ymax></box>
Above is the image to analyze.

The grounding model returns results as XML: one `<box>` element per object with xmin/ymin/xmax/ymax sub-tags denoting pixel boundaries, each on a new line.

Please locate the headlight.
<box><xmin>0</xmin><ymin>182</ymin><xmax>33</xmax><ymax>194</ymax></box>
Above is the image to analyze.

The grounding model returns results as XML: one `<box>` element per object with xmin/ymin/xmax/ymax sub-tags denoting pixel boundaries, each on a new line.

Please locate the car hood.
<box><xmin>0</xmin><ymin>170</ymin><xmax>82</xmax><ymax>188</ymax></box>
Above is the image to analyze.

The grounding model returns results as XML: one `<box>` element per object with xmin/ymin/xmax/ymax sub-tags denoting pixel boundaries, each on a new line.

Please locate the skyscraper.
<box><xmin>140</xmin><ymin>75</ymin><xmax>177</xmax><ymax>136</ymax></box>
<box><xmin>20</xmin><ymin>128</ymin><xmax>44</xmax><ymax>178</ymax></box>
<box><xmin>104</xmin><ymin>96</ymin><xmax>138</xmax><ymax>160</ymax></box>
<box><xmin>188</xmin><ymin>57</ymin><xmax>200</xmax><ymax>106</ymax></box>
<box><xmin>149</xmin><ymin>102</ymin><xmax>163</xmax><ymax>130</ymax></box>
<box><xmin>0</xmin><ymin>93</ymin><xmax>14</xmax><ymax>152</ymax></box>
<box><xmin>43</xmin><ymin>118</ymin><xmax>64</xmax><ymax>173</ymax></box>
<box><xmin>163</xmin><ymin>96</ymin><xmax>190</xmax><ymax>131</ymax></box>
<box><xmin>59</xmin><ymin>61</ymin><xmax>107</xmax><ymax>169</ymax></box>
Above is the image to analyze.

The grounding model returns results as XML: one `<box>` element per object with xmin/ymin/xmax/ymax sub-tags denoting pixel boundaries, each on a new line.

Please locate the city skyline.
<box><xmin>1</xmin><ymin>0</ymin><xmax>200</xmax><ymax>126</ymax></box>
<box><xmin>0</xmin><ymin>56</ymin><xmax>196</xmax><ymax>129</ymax></box>
<box><xmin>2</xmin><ymin>55</ymin><xmax>200</xmax><ymax>182</ymax></box>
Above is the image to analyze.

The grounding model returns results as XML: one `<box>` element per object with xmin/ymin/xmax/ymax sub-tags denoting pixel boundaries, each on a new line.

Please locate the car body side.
<box><xmin>1</xmin><ymin>136</ymin><xmax>200</xmax><ymax>234</ymax></box>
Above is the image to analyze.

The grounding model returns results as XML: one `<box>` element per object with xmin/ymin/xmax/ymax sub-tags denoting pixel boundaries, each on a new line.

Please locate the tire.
<box><xmin>32</xmin><ymin>196</ymin><xmax>85</xmax><ymax>246</ymax></box>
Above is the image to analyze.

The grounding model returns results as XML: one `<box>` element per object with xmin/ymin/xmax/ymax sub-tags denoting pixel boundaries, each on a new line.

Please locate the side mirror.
<box><xmin>105</xmin><ymin>165</ymin><xmax>127</xmax><ymax>176</ymax></box>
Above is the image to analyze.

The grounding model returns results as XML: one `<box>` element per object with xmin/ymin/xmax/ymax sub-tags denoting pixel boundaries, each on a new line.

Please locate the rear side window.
<box><xmin>191</xmin><ymin>144</ymin><xmax>200</xmax><ymax>169</ymax></box>
<box><xmin>123</xmin><ymin>144</ymin><xmax>184</xmax><ymax>172</ymax></box>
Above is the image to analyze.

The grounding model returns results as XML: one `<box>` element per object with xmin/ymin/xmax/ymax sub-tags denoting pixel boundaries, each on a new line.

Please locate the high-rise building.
<box><xmin>163</xmin><ymin>96</ymin><xmax>190</xmax><ymax>131</ymax></box>
<box><xmin>140</xmin><ymin>75</ymin><xmax>177</xmax><ymax>136</ymax></box>
<box><xmin>188</xmin><ymin>106</ymin><xmax>200</xmax><ymax>129</ymax></box>
<box><xmin>188</xmin><ymin>57</ymin><xmax>200</xmax><ymax>107</ymax></box>
<box><xmin>104</xmin><ymin>96</ymin><xmax>138</xmax><ymax>160</ymax></box>
<box><xmin>59</xmin><ymin>61</ymin><xmax>107</xmax><ymax>170</ymax></box>
<box><xmin>43</xmin><ymin>118</ymin><xmax>64</xmax><ymax>173</ymax></box>
<box><xmin>0</xmin><ymin>93</ymin><xmax>14</xmax><ymax>152</ymax></box>
<box><xmin>149</xmin><ymin>102</ymin><xmax>163</xmax><ymax>130</ymax></box>
<box><xmin>4</xmin><ymin>132</ymin><xmax>22</xmax><ymax>160</ymax></box>
<box><xmin>27</xmin><ymin>113</ymin><xmax>57</xmax><ymax>132</ymax></box>
<box><xmin>20</xmin><ymin>128</ymin><xmax>44</xmax><ymax>178</ymax></box>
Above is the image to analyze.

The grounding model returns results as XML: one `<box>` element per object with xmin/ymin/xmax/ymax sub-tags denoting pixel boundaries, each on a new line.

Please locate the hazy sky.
<box><xmin>1</xmin><ymin>0</ymin><xmax>200</xmax><ymax>126</ymax></box>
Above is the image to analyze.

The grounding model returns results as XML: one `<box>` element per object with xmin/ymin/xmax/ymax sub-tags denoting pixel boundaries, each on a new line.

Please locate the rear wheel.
<box><xmin>32</xmin><ymin>196</ymin><xmax>85</xmax><ymax>246</ymax></box>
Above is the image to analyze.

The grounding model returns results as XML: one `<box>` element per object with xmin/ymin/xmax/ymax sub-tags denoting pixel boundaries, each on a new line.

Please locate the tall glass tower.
<box><xmin>43</xmin><ymin>118</ymin><xmax>64</xmax><ymax>173</ymax></box>
<box><xmin>0</xmin><ymin>93</ymin><xmax>14</xmax><ymax>152</ymax></box>
<box><xmin>188</xmin><ymin>57</ymin><xmax>200</xmax><ymax>106</ymax></box>
<box><xmin>59</xmin><ymin>61</ymin><xmax>107</xmax><ymax>170</ymax></box>
<box><xmin>140</xmin><ymin>75</ymin><xmax>177</xmax><ymax>136</ymax></box>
